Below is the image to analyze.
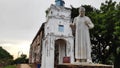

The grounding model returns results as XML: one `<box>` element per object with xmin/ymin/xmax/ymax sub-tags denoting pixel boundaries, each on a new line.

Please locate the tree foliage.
<box><xmin>0</xmin><ymin>47</ymin><xmax>13</xmax><ymax>66</ymax></box>
<box><xmin>0</xmin><ymin>47</ymin><xmax>13</xmax><ymax>59</ymax></box>
<box><xmin>14</xmin><ymin>54</ymin><xmax>28</xmax><ymax>64</ymax></box>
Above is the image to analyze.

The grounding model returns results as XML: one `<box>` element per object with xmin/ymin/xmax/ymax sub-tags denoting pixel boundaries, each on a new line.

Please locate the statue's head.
<box><xmin>79</xmin><ymin>6</ymin><xmax>85</xmax><ymax>17</ymax></box>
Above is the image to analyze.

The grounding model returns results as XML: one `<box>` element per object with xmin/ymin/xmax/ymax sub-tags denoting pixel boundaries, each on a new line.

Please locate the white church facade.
<box><xmin>41</xmin><ymin>4</ymin><xmax>75</xmax><ymax>68</ymax></box>
<box><xmin>29</xmin><ymin>1</ymin><xmax>75</xmax><ymax>68</ymax></box>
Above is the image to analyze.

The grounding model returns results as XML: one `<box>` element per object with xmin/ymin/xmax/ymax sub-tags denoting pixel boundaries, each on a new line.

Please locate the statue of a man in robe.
<box><xmin>70</xmin><ymin>6</ymin><xmax>94</xmax><ymax>63</ymax></box>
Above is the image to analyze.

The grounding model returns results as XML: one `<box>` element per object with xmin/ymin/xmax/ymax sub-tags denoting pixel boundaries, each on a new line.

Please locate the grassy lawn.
<box><xmin>3</xmin><ymin>65</ymin><xmax>16</xmax><ymax>68</ymax></box>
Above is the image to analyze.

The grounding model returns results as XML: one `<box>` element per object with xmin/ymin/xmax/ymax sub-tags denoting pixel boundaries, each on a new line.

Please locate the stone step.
<box><xmin>57</xmin><ymin>63</ymin><xmax>113</xmax><ymax>68</ymax></box>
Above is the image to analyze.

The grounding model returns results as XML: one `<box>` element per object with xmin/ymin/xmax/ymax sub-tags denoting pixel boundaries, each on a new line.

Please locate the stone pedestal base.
<box><xmin>57</xmin><ymin>63</ymin><xmax>113</xmax><ymax>68</ymax></box>
<box><xmin>76</xmin><ymin>59</ymin><xmax>87</xmax><ymax>62</ymax></box>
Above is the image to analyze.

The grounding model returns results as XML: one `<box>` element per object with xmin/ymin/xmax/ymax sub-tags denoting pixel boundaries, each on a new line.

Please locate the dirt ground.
<box><xmin>20</xmin><ymin>64</ymin><xmax>31</xmax><ymax>68</ymax></box>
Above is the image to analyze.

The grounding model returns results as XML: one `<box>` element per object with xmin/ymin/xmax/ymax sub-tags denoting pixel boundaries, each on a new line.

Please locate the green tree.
<box><xmin>98</xmin><ymin>1</ymin><xmax>120</xmax><ymax>68</ymax></box>
<box><xmin>0</xmin><ymin>47</ymin><xmax>13</xmax><ymax>66</ymax></box>
<box><xmin>14</xmin><ymin>54</ymin><xmax>28</xmax><ymax>64</ymax></box>
<box><xmin>91</xmin><ymin>0</ymin><xmax>117</xmax><ymax>64</ymax></box>
<box><xmin>112</xmin><ymin>2</ymin><xmax>120</xmax><ymax>68</ymax></box>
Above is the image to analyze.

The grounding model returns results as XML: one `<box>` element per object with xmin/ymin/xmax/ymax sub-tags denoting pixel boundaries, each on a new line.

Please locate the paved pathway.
<box><xmin>20</xmin><ymin>64</ymin><xmax>31</xmax><ymax>68</ymax></box>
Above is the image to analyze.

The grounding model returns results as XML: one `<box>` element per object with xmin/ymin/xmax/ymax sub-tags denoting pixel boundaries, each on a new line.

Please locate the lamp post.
<box><xmin>17</xmin><ymin>51</ymin><xmax>23</xmax><ymax>58</ymax></box>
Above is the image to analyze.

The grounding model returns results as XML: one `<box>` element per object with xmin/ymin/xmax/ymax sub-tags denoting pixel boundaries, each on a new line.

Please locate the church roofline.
<box><xmin>50</xmin><ymin>4</ymin><xmax>71</xmax><ymax>11</ymax></box>
<box><xmin>31</xmin><ymin>22</ymin><xmax>45</xmax><ymax>45</ymax></box>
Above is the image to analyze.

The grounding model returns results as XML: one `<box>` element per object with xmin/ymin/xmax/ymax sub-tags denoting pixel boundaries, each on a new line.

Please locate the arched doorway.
<box><xmin>54</xmin><ymin>39</ymin><xmax>66</xmax><ymax>67</ymax></box>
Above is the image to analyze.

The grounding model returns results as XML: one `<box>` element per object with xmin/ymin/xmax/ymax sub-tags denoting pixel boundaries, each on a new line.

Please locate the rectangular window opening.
<box><xmin>58</xmin><ymin>25</ymin><xmax>64</xmax><ymax>32</ymax></box>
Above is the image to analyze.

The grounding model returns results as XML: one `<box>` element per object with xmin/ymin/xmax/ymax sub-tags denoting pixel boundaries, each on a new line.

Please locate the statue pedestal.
<box><xmin>57</xmin><ymin>63</ymin><xmax>113</xmax><ymax>68</ymax></box>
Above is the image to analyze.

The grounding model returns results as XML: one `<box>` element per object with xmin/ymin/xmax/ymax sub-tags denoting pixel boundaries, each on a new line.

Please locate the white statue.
<box><xmin>70</xmin><ymin>6</ymin><xmax>94</xmax><ymax>63</ymax></box>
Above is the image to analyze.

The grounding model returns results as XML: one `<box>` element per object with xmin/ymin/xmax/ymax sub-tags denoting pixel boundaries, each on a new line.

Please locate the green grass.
<box><xmin>3</xmin><ymin>65</ymin><xmax>16</xmax><ymax>68</ymax></box>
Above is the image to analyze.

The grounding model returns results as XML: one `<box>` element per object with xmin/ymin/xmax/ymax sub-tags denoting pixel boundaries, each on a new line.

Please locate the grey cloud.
<box><xmin>0</xmin><ymin>0</ymin><xmax>119</xmax><ymax>58</ymax></box>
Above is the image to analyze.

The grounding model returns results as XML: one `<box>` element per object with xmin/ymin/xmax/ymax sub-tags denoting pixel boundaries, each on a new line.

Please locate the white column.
<box><xmin>41</xmin><ymin>40</ymin><xmax>46</xmax><ymax>68</ymax></box>
<box><xmin>45</xmin><ymin>35</ymin><xmax>55</xmax><ymax>68</ymax></box>
<box><xmin>66</xmin><ymin>40</ymin><xmax>71</xmax><ymax>56</ymax></box>
<box><xmin>69</xmin><ymin>38</ymin><xmax>74</xmax><ymax>63</ymax></box>
<box><xmin>65</xmin><ymin>38</ymin><xmax>74</xmax><ymax>63</ymax></box>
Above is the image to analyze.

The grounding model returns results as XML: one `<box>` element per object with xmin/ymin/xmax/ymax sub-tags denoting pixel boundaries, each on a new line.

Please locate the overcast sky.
<box><xmin>0</xmin><ymin>0</ymin><xmax>119</xmax><ymax>59</ymax></box>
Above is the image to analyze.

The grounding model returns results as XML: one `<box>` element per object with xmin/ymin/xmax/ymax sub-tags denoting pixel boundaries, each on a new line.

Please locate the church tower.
<box><xmin>55</xmin><ymin>0</ymin><xmax>65</xmax><ymax>6</ymax></box>
<box><xmin>41</xmin><ymin>0</ymin><xmax>74</xmax><ymax>68</ymax></box>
